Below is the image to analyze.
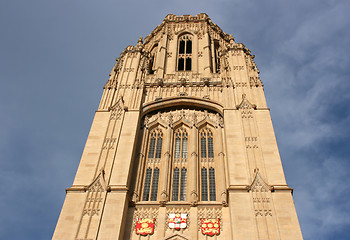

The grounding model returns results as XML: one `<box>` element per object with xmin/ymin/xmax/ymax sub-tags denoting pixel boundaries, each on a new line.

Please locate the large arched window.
<box><xmin>177</xmin><ymin>35</ymin><xmax>192</xmax><ymax>71</ymax></box>
<box><xmin>171</xmin><ymin>128</ymin><xmax>188</xmax><ymax>201</ymax></box>
<box><xmin>200</xmin><ymin>128</ymin><xmax>216</xmax><ymax>201</ymax></box>
<box><xmin>142</xmin><ymin>128</ymin><xmax>163</xmax><ymax>201</ymax></box>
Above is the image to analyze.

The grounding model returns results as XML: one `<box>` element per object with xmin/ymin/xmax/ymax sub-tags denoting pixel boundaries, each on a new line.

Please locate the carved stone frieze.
<box><xmin>109</xmin><ymin>98</ymin><xmax>125</xmax><ymax>120</ymax></box>
<box><xmin>144</xmin><ymin>109</ymin><xmax>223</xmax><ymax>129</ymax></box>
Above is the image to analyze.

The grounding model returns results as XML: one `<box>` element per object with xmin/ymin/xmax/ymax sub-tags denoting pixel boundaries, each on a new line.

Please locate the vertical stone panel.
<box><xmin>97</xmin><ymin>192</ymin><xmax>129</xmax><ymax>240</ymax></box>
<box><xmin>224</xmin><ymin>110</ymin><xmax>250</xmax><ymax>186</ymax></box>
<box><xmin>73</xmin><ymin>111</ymin><xmax>110</xmax><ymax>186</ymax></box>
<box><xmin>52</xmin><ymin>192</ymin><xmax>86</xmax><ymax>240</ymax></box>
<box><xmin>109</xmin><ymin>111</ymin><xmax>140</xmax><ymax>186</ymax></box>
<box><xmin>255</xmin><ymin>111</ymin><xmax>287</xmax><ymax>185</ymax></box>
<box><xmin>273</xmin><ymin>191</ymin><xmax>303</xmax><ymax>240</ymax></box>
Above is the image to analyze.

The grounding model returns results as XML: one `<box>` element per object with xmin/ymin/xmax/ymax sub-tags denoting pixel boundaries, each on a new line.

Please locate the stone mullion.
<box><xmin>189</xmin><ymin>125</ymin><xmax>198</xmax><ymax>205</ymax></box>
<box><xmin>211</xmin><ymin>40</ymin><xmax>216</xmax><ymax>73</ymax></box>
<box><xmin>159</xmin><ymin>126</ymin><xmax>172</xmax><ymax>204</ymax></box>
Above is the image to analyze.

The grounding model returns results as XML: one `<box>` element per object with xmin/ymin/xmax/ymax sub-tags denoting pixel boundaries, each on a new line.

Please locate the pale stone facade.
<box><xmin>53</xmin><ymin>14</ymin><xmax>303</xmax><ymax>240</ymax></box>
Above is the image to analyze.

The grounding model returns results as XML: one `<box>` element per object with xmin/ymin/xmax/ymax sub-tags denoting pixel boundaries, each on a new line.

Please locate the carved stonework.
<box><xmin>237</xmin><ymin>94</ymin><xmax>256</xmax><ymax>119</ymax></box>
<box><xmin>102</xmin><ymin>138</ymin><xmax>116</xmax><ymax>149</ymax></box>
<box><xmin>75</xmin><ymin>171</ymin><xmax>108</xmax><ymax>240</ymax></box>
<box><xmin>145</xmin><ymin>109</ymin><xmax>223</xmax><ymax>129</ymax></box>
<box><xmin>248</xmin><ymin>169</ymin><xmax>273</xmax><ymax>217</ymax></box>
<box><xmin>249</xmin><ymin>76</ymin><xmax>263</xmax><ymax>87</ymax></box>
<box><xmin>109</xmin><ymin>98</ymin><xmax>125</xmax><ymax>120</ymax></box>
<box><xmin>245</xmin><ymin>136</ymin><xmax>258</xmax><ymax>149</ymax></box>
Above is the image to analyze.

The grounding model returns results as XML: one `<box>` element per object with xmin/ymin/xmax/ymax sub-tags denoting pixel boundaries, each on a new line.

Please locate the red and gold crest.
<box><xmin>201</xmin><ymin>218</ymin><xmax>220</xmax><ymax>236</ymax></box>
<box><xmin>135</xmin><ymin>218</ymin><xmax>155</xmax><ymax>236</ymax></box>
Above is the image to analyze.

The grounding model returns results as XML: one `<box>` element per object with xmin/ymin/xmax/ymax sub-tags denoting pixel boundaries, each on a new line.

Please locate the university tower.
<box><xmin>53</xmin><ymin>14</ymin><xmax>303</xmax><ymax>240</ymax></box>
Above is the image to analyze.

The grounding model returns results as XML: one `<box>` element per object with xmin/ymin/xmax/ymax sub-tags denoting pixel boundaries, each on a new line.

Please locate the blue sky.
<box><xmin>0</xmin><ymin>0</ymin><xmax>349</xmax><ymax>239</ymax></box>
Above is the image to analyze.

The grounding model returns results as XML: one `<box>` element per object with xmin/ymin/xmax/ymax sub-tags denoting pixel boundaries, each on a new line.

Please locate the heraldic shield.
<box><xmin>135</xmin><ymin>218</ymin><xmax>155</xmax><ymax>236</ymax></box>
<box><xmin>201</xmin><ymin>218</ymin><xmax>220</xmax><ymax>236</ymax></box>
<box><xmin>168</xmin><ymin>213</ymin><xmax>187</xmax><ymax>230</ymax></box>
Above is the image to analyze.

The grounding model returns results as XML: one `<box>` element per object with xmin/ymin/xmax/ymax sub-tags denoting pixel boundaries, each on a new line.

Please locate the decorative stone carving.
<box><xmin>102</xmin><ymin>138</ymin><xmax>117</xmax><ymax>149</ymax></box>
<box><xmin>190</xmin><ymin>190</ymin><xmax>198</xmax><ymax>206</ymax></box>
<box><xmin>248</xmin><ymin>169</ymin><xmax>273</xmax><ymax>217</ymax></box>
<box><xmin>237</xmin><ymin>94</ymin><xmax>256</xmax><ymax>118</ymax></box>
<box><xmin>109</xmin><ymin>98</ymin><xmax>126</xmax><ymax>120</ymax></box>
<box><xmin>145</xmin><ymin>109</ymin><xmax>222</xmax><ymax>129</ymax></box>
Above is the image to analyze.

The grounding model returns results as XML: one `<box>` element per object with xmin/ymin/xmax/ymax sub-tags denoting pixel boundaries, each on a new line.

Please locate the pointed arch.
<box><xmin>142</xmin><ymin>96</ymin><xmax>224</xmax><ymax>117</ymax></box>
<box><xmin>197</xmin><ymin>118</ymin><xmax>216</xmax><ymax>129</ymax></box>
<box><xmin>236</xmin><ymin>94</ymin><xmax>257</xmax><ymax>110</ymax></box>
<box><xmin>248</xmin><ymin>169</ymin><xmax>273</xmax><ymax>192</ymax></box>
<box><xmin>172</xmin><ymin>118</ymin><xmax>192</xmax><ymax>129</ymax></box>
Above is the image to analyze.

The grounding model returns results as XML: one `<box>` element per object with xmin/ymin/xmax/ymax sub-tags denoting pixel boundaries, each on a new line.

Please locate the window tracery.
<box><xmin>139</xmin><ymin>111</ymin><xmax>222</xmax><ymax>204</ymax></box>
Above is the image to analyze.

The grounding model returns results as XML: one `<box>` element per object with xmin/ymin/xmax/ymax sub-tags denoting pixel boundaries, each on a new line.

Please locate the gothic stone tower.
<box><xmin>53</xmin><ymin>14</ymin><xmax>303</xmax><ymax>240</ymax></box>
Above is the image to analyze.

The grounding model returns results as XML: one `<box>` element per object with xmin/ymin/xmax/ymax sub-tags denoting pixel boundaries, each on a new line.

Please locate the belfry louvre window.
<box><xmin>177</xmin><ymin>35</ymin><xmax>192</xmax><ymax>71</ymax></box>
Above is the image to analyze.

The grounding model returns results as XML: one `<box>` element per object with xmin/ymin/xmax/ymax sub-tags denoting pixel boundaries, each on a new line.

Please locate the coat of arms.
<box><xmin>201</xmin><ymin>218</ymin><xmax>220</xmax><ymax>236</ymax></box>
<box><xmin>135</xmin><ymin>218</ymin><xmax>155</xmax><ymax>236</ymax></box>
<box><xmin>168</xmin><ymin>213</ymin><xmax>187</xmax><ymax>230</ymax></box>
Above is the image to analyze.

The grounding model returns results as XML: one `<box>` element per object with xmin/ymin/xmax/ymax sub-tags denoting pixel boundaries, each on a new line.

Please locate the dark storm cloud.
<box><xmin>0</xmin><ymin>0</ymin><xmax>349</xmax><ymax>239</ymax></box>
